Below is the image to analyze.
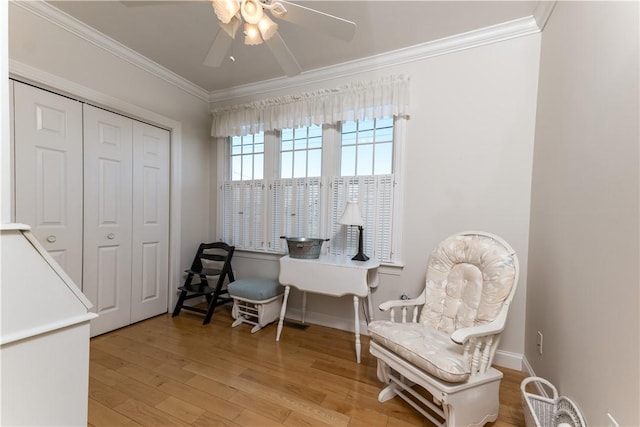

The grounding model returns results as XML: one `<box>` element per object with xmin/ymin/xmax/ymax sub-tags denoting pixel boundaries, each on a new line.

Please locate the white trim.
<box><xmin>522</xmin><ymin>355</ymin><xmax>537</xmax><ymax>377</ymax></box>
<box><xmin>209</xmin><ymin>15</ymin><xmax>540</xmax><ymax>104</ymax></box>
<box><xmin>493</xmin><ymin>349</ymin><xmax>524</xmax><ymax>371</ymax></box>
<box><xmin>533</xmin><ymin>0</ymin><xmax>557</xmax><ymax>32</ymax></box>
<box><xmin>8</xmin><ymin>60</ymin><xmax>183</xmax><ymax>314</ymax></box>
<box><xmin>0</xmin><ymin>313</ymin><xmax>97</xmax><ymax>346</ymax></box>
<box><xmin>12</xmin><ymin>0</ymin><xmax>209</xmax><ymax>102</ymax></box>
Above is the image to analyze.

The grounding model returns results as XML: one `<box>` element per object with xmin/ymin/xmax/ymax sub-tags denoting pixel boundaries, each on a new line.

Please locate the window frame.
<box><xmin>216</xmin><ymin>118</ymin><xmax>406</xmax><ymax>266</ymax></box>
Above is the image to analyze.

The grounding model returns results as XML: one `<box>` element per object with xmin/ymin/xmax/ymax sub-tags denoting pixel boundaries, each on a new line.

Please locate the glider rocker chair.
<box><xmin>368</xmin><ymin>231</ymin><xmax>519</xmax><ymax>427</ymax></box>
<box><xmin>172</xmin><ymin>242</ymin><xmax>235</xmax><ymax>325</ymax></box>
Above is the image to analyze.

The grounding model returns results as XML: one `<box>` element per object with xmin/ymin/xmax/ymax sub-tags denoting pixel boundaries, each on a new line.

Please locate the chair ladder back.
<box><xmin>172</xmin><ymin>241</ymin><xmax>236</xmax><ymax>325</ymax></box>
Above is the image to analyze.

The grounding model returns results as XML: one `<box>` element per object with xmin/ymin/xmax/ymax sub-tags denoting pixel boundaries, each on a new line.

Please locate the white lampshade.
<box><xmin>243</xmin><ymin>23</ymin><xmax>262</xmax><ymax>45</ymax></box>
<box><xmin>220</xmin><ymin>15</ymin><xmax>241</xmax><ymax>39</ymax></box>
<box><xmin>257</xmin><ymin>14</ymin><xmax>278</xmax><ymax>41</ymax></box>
<box><xmin>240</xmin><ymin>0</ymin><xmax>264</xmax><ymax>24</ymax></box>
<box><xmin>212</xmin><ymin>0</ymin><xmax>240</xmax><ymax>24</ymax></box>
<box><xmin>339</xmin><ymin>201</ymin><xmax>364</xmax><ymax>226</ymax></box>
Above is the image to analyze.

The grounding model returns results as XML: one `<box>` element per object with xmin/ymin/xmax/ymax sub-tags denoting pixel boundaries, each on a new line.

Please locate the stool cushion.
<box><xmin>228</xmin><ymin>278</ymin><xmax>283</xmax><ymax>301</ymax></box>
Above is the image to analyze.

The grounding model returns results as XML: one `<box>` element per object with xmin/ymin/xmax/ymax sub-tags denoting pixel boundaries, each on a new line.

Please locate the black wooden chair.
<box><xmin>172</xmin><ymin>242</ymin><xmax>235</xmax><ymax>325</ymax></box>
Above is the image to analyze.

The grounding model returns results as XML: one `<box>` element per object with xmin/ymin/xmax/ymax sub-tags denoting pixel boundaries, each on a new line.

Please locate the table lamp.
<box><xmin>339</xmin><ymin>201</ymin><xmax>369</xmax><ymax>261</ymax></box>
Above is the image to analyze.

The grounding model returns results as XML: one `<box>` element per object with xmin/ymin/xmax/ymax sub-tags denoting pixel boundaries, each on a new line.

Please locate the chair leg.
<box><xmin>172</xmin><ymin>290</ymin><xmax>187</xmax><ymax>317</ymax></box>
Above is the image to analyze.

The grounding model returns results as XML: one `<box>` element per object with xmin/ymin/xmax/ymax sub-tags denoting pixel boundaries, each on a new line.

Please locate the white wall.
<box><xmin>213</xmin><ymin>33</ymin><xmax>541</xmax><ymax>363</ymax></box>
<box><xmin>526</xmin><ymin>2</ymin><xmax>639</xmax><ymax>425</ymax></box>
<box><xmin>1</xmin><ymin>0</ymin><xmax>10</xmax><ymax>224</ymax></box>
<box><xmin>8</xmin><ymin>3</ymin><xmax>213</xmax><ymax>285</ymax></box>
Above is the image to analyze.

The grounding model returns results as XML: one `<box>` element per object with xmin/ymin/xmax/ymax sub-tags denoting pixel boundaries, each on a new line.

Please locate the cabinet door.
<box><xmin>14</xmin><ymin>82</ymin><xmax>84</xmax><ymax>287</ymax></box>
<box><xmin>83</xmin><ymin>104</ymin><xmax>133</xmax><ymax>337</ymax></box>
<box><xmin>131</xmin><ymin>121</ymin><xmax>170</xmax><ymax>322</ymax></box>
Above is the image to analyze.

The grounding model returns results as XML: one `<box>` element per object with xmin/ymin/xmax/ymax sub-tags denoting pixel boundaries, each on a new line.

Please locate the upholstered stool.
<box><xmin>228</xmin><ymin>278</ymin><xmax>284</xmax><ymax>333</ymax></box>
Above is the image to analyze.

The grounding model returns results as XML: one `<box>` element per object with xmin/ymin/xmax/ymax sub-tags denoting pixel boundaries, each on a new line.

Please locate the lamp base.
<box><xmin>351</xmin><ymin>252</ymin><xmax>370</xmax><ymax>262</ymax></box>
<box><xmin>351</xmin><ymin>225</ymin><xmax>369</xmax><ymax>261</ymax></box>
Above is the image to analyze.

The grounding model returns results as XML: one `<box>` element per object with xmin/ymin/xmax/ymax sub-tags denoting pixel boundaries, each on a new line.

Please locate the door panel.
<box><xmin>131</xmin><ymin>121</ymin><xmax>170</xmax><ymax>322</ymax></box>
<box><xmin>14</xmin><ymin>82</ymin><xmax>83</xmax><ymax>286</ymax></box>
<box><xmin>83</xmin><ymin>104</ymin><xmax>133</xmax><ymax>337</ymax></box>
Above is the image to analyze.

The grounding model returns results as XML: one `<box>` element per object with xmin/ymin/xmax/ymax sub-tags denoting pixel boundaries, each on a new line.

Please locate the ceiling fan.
<box><xmin>205</xmin><ymin>0</ymin><xmax>356</xmax><ymax>76</ymax></box>
<box><xmin>123</xmin><ymin>0</ymin><xmax>357</xmax><ymax>77</ymax></box>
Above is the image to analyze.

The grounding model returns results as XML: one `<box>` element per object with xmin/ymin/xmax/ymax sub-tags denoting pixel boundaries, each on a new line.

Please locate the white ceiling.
<box><xmin>48</xmin><ymin>1</ymin><xmax>540</xmax><ymax>93</ymax></box>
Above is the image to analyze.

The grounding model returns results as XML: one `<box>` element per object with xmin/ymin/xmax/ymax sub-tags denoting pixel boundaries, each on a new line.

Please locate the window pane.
<box><xmin>254</xmin><ymin>153</ymin><xmax>264</xmax><ymax>179</ymax></box>
<box><xmin>374</xmin><ymin>142</ymin><xmax>393</xmax><ymax>175</ymax></box>
<box><xmin>293</xmin><ymin>150</ymin><xmax>307</xmax><ymax>178</ymax></box>
<box><xmin>375</xmin><ymin>126</ymin><xmax>393</xmax><ymax>142</ymax></box>
<box><xmin>231</xmin><ymin>156</ymin><xmax>242</xmax><ymax>181</ymax></box>
<box><xmin>308</xmin><ymin>136</ymin><xmax>322</xmax><ymax>149</ymax></box>
<box><xmin>377</xmin><ymin>116</ymin><xmax>393</xmax><ymax>128</ymax></box>
<box><xmin>281</xmin><ymin>128</ymin><xmax>293</xmax><ymax>141</ymax></box>
<box><xmin>359</xmin><ymin>129</ymin><xmax>374</xmax><ymax>143</ymax></box>
<box><xmin>281</xmin><ymin>151</ymin><xmax>293</xmax><ymax>179</ymax></box>
<box><xmin>307</xmin><ymin>149</ymin><xmax>321</xmax><ymax>177</ymax></box>
<box><xmin>359</xmin><ymin>119</ymin><xmax>374</xmax><ymax>131</ymax></box>
<box><xmin>282</xmin><ymin>139</ymin><xmax>293</xmax><ymax>151</ymax></box>
<box><xmin>357</xmin><ymin>144</ymin><xmax>373</xmax><ymax>176</ymax></box>
<box><xmin>308</xmin><ymin>125</ymin><xmax>322</xmax><ymax>138</ymax></box>
<box><xmin>253</xmin><ymin>132</ymin><xmax>264</xmax><ymax>144</ymax></box>
<box><xmin>294</xmin><ymin>137</ymin><xmax>307</xmax><ymax>150</ymax></box>
<box><xmin>342</xmin><ymin>132</ymin><xmax>357</xmax><ymax>146</ymax></box>
<box><xmin>341</xmin><ymin>145</ymin><xmax>356</xmax><ymax>176</ymax></box>
<box><xmin>242</xmin><ymin>155</ymin><xmax>253</xmax><ymax>180</ymax></box>
<box><xmin>342</xmin><ymin>121</ymin><xmax>357</xmax><ymax>134</ymax></box>
<box><xmin>255</xmin><ymin>143</ymin><xmax>264</xmax><ymax>154</ymax></box>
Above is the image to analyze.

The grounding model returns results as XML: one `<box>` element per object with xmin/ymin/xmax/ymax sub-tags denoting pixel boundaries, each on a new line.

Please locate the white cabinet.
<box><xmin>13</xmin><ymin>82</ymin><xmax>170</xmax><ymax>337</ymax></box>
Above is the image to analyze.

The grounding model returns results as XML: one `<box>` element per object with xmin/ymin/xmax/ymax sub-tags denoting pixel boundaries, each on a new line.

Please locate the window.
<box><xmin>219</xmin><ymin>118</ymin><xmax>400</xmax><ymax>264</ymax></box>
<box><xmin>280</xmin><ymin>125</ymin><xmax>322</xmax><ymax>178</ymax></box>
<box><xmin>230</xmin><ymin>132</ymin><xmax>264</xmax><ymax>181</ymax></box>
<box><xmin>330</xmin><ymin>117</ymin><xmax>395</xmax><ymax>261</ymax></box>
<box><xmin>222</xmin><ymin>132</ymin><xmax>265</xmax><ymax>250</ymax></box>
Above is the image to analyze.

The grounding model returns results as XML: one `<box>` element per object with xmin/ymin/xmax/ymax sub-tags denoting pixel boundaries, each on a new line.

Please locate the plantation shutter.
<box><xmin>329</xmin><ymin>175</ymin><xmax>394</xmax><ymax>263</ymax></box>
<box><xmin>221</xmin><ymin>180</ymin><xmax>264</xmax><ymax>250</ymax></box>
<box><xmin>270</xmin><ymin>178</ymin><xmax>322</xmax><ymax>251</ymax></box>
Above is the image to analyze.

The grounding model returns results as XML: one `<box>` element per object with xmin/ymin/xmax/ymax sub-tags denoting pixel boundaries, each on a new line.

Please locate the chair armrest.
<box><xmin>378</xmin><ymin>290</ymin><xmax>426</xmax><ymax>311</ymax></box>
<box><xmin>450</xmin><ymin>306</ymin><xmax>509</xmax><ymax>344</ymax></box>
<box><xmin>377</xmin><ymin>290</ymin><xmax>426</xmax><ymax>323</ymax></box>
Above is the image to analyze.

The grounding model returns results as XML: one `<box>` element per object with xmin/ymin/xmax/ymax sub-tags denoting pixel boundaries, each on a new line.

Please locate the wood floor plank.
<box><xmin>88</xmin><ymin>311</ymin><xmax>526</xmax><ymax>426</ymax></box>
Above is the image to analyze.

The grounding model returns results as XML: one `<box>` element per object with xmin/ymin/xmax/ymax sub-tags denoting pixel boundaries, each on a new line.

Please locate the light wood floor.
<box><xmin>88</xmin><ymin>306</ymin><xmax>525</xmax><ymax>426</ymax></box>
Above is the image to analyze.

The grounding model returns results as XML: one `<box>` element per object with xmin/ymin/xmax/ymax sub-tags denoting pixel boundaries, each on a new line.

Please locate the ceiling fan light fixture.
<box><xmin>220</xmin><ymin>15</ymin><xmax>242</xmax><ymax>39</ymax></box>
<box><xmin>240</xmin><ymin>0</ymin><xmax>264</xmax><ymax>24</ymax></box>
<box><xmin>243</xmin><ymin>23</ymin><xmax>263</xmax><ymax>45</ymax></box>
<box><xmin>257</xmin><ymin>14</ymin><xmax>278</xmax><ymax>41</ymax></box>
<box><xmin>212</xmin><ymin>0</ymin><xmax>240</xmax><ymax>24</ymax></box>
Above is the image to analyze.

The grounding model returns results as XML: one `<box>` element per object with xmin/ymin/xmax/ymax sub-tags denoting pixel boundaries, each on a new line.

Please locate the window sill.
<box><xmin>234</xmin><ymin>249</ymin><xmax>404</xmax><ymax>275</ymax></box>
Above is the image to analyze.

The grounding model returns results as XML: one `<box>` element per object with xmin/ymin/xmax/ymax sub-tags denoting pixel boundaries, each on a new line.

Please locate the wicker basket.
<box><xmin>521</xmin><ymin>377</ymin><xmax>586</xmax><ymax>427</ymax></box>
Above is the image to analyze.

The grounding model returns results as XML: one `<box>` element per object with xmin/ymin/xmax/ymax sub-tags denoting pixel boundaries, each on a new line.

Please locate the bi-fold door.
<box><xmin>13</xmin><ymin>82</ymin><xmax>170</xmax><ymax>337</ymax></box>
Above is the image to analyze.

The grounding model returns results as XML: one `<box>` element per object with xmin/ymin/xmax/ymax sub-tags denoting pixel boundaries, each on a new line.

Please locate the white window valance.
<box><xmin>210</xmin><ymin>75</ymin><xmax>411</xmax><ymax>137</ymax></box>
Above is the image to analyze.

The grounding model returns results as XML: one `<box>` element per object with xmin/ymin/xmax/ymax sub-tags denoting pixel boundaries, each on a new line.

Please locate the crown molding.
<box><xmin>208</xmin><ymin>15</ymin><xmax>541</xmax><ymax>105</ymax></box>
<box><xmin>12</xmin><ymin>0</ymin><xmax>209</xmax><ymax>102</ymax></box>
<box><xmin>533</xmin><ymin>0</ymin><xmax>557</xmax><ymax>32</ymax></box>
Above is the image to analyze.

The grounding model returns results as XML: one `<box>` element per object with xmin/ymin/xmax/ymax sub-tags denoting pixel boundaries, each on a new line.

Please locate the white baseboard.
<box><xmin>521</xmin><ymin>355</ymin><xmax>537</xmax><ymax>377</ymax></box>
<box><xmin>493</xmin><ymin>349</ymin><xmax>524</xmax><ymax>371</ymax></box>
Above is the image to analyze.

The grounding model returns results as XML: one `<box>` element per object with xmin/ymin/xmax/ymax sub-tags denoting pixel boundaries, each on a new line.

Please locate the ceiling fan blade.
<box><xmin>203</xmin><ymin>30</ymin><xmax>233</xmax><ymax>67</ymax></box>
<box><xmin>272</xmin><ymin>1</ymin><xmax>356</xmax><ymax>42</ymax></box>
<box><xmin>265</xmin><ymin>33</ymin><xmax>302</xmax><ymax>77</ymax></box>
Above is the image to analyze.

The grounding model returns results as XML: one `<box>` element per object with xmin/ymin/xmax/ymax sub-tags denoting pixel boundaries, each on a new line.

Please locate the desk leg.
<box><xmin>302</xmin><ymin>291</ymin><xmax>307</xmax><ymax>323</ymax></box>
<box><xmin>276</xmin><ymin>285</ymin><xmax>290</xmax><ymax>342</ymax></box>
<box><xmin>353</xmin><ymin>296</ymin><xmax>361</xmax><ymax>364</ymax></box>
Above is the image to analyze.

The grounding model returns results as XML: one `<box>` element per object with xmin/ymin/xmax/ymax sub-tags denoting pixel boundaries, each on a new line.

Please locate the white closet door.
<box><xmin>131</xmin><ymin>121</ymin><xmax>170</xmax><ymax>322</ymax></box>
<box><xmin>83</xmin><ymin>104</ymin><xmax>133</xmax><ymax>337</ymax></box>
<box><xmin>14</xmin><ymin>82</ymin><xmax>83</xmax><ymax>287</ymax></box>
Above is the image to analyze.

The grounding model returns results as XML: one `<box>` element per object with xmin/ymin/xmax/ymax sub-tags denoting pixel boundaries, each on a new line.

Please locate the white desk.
<box><xmin>276</xmin><ymin>254</ymin><xmax>380</xmax><ymax>363</ymax></box>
